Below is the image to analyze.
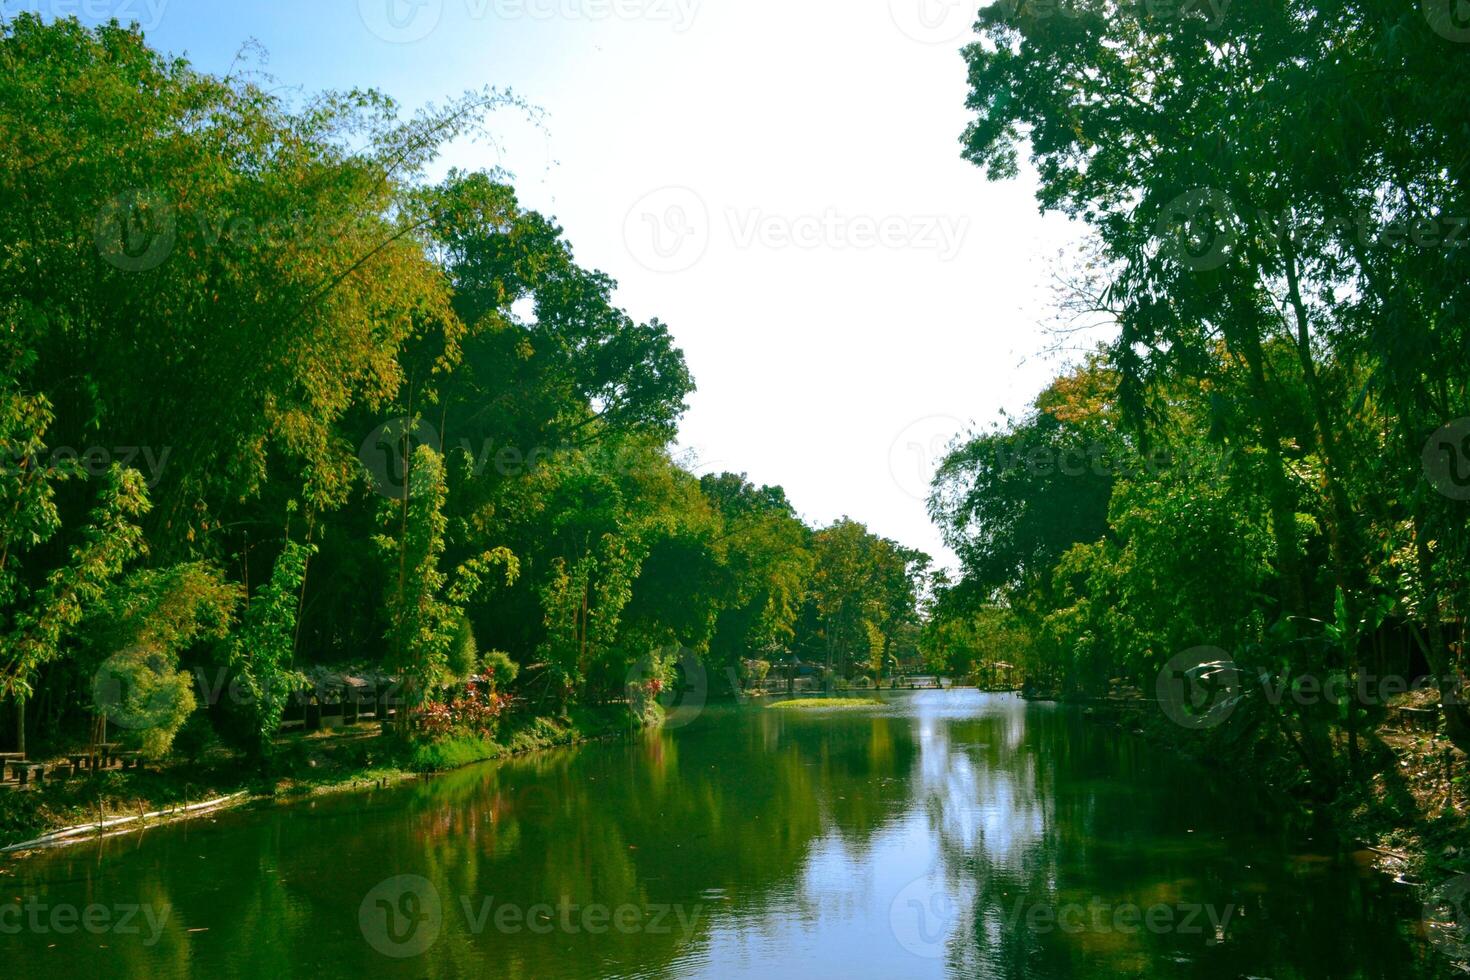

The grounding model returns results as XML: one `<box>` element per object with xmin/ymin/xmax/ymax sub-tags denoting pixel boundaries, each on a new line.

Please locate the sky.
<box><xmin>14</xmin><ymin>0</ymin><xmax>1089</xmax><ymax>568</ymax></box>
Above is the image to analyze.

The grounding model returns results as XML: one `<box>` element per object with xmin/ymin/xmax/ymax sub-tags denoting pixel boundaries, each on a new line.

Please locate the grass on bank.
<box><xmin>767</xmin><ymin>697</ymin><xmax>883</xmax><ymax>710</ymax></box>
<box><xmin>0</xmin><ymin>703</ymin><xmax>658</xmax><ymax>850</ymax></box>
<box><xmin>406</xmin><ymin>703</ymin><xmax>656</xmax><ymax>770</ymax></box>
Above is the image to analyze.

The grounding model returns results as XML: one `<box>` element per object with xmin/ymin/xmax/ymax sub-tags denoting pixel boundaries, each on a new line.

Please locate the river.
<box><xmin>0</xmin><ymin>691</ymin><xmax>1441</xmax><ymax>977</ymax></box>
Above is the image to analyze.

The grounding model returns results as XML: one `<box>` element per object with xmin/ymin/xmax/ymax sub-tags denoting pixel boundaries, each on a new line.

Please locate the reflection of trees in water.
<box><xmin>908</xmin><ymin>698</ymin><xmax>1433</xmax><ymax>979</ymax></box>
<box><xmin>5</xmin><ymin>698</ymin><xmax>1436</xmax><ymax>978</ymax></box>
<box><xmin>331</xmin><ymin>707</ymin><xmax>928</xmax><ymax>977</ymax></box>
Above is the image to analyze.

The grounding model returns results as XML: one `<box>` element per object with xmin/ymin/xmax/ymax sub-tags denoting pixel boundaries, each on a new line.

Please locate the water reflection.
<box><xmin>0</xmin><ymin>691</ymin><xmax>1438</xmax><ymax>978</ymax></box>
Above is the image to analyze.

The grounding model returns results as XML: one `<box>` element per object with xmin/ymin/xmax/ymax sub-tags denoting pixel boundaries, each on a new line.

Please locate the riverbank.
<box><xmin>1068</xmin><ymin>691</ymin><xmax>1470</xmax><ymax>889</ymax></box>
<box><xmin>0</xmin><ymin>703</ymin><xmax>657</xmax><ymax>853</ymax></box>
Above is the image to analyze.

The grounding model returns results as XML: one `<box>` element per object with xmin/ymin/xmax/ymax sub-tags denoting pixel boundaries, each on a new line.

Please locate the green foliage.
<box><xmin>446</xmin><ymin>614</ymin><xmax>479</xmax><ymax>682</ymax></box>
<box><xmin>921</xmin><ymin>596</ymin><xmax>1032</xmax><ymax>682</ymax></box>
<box><xmin>227</xmin><ymin>539</ymin><xmax>314</xmax><ymax>762</ymax></box>
<box><xmin>2</xmin><ymin>460</ymin><xmax>151</xmax><ymax>703</ymax></box>
<box><xmin>934</xmin><ymin>0</ymin><xmax>1470</xmax><ymax>787</ymax></box>
<box><xmin>95</xmin><ymin>645</ymin><xmax>197</xmax><ymax>759</ymax></box>
<box><xmin>377</xmin><ymin>444</ymin><xmax>518</xmax><ymax>705</ymax></box>
<box><xmin>172</xmin><ymin>711</ymin><xmax>221</xmax><ymax>765</ymax></box>
<box><xmin>481</xmin><ymin>649</ymin><xmax>519</xmax><ymax>690</ymax></box>
<box><xmin>0</xmin><ymin>18</ymin><xmax>931</xmax><ymax>768</ymax></box>
<box><xmin>806</xmin><ymin>519</ymin><xmax>929</xmax><ymax>679</ymax></box>
<box><xmin>743</xmin><ymin>659</ymin><xmax>771</xmax><ymax>684</ymax></box>
<box><xmin>89</xmin><ymin>563</ymin><xmax>240</xmax><ymax>657</ymax></box>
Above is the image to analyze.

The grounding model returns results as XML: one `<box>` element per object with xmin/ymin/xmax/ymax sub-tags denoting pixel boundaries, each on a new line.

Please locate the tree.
<box><xmin>225</xmin><ymin>539</ymin><xmax>313</xmax><ymax>763</ymax></box>
<box><xmin>377</xmin><ymin>444</ymin><xmax>517</xmax><ymax>714</ymax></box>
<box><xmin>957</xmin><ymin>0</ymin><xmax>1470</xmax><ymax>759</ymax></box>
<box><xmin>806</xmin><ymin>519</ymin><xmax>929</xmax><ymax>681</ymax></box>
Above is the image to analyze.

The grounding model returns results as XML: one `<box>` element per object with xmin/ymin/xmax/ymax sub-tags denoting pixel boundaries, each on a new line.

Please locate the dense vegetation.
<box><xmin>924</xmin><ymin>1</ymin><xmax>1469</xmax><ymax>803</ymax></box>
<box><xmin>0</xmin><ymin>15</ymin><xmax>929</xmax><ymax>769</ymax></box>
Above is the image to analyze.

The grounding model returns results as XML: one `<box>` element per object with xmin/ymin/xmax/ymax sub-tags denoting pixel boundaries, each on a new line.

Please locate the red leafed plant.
<box><xmin>414</xmin><ymin>682</ymin><xmax>511</xmax><ymax>739</ymax></box>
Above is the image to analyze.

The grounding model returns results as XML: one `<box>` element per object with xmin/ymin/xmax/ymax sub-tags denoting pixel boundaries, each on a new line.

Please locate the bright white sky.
<box><xmin>35</xmin><ymin>0</ymin><xmax>1089</xmax><ymax>568</ymax></box>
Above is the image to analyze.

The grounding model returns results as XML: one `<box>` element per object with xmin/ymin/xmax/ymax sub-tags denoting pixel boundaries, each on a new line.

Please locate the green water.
<box><xmin>0</xmin><ymin>691</ymin><xmax>1442</xmax><ymax>977</ymax></box>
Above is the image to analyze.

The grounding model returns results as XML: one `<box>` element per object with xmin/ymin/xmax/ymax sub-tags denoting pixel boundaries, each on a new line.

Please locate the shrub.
<box><xmin>412</xmin><ymin>682</ymin><xmax>510</xmax><ymax>740</ymax></box>
<box><xmin>446</xmin><ymin>614</ymin><xmax>478</xmax><ymax>682</ymax></box>
<box><xmin>481</xmin><ymin>649</ymin><xmax>519</xmax><ymax>691</ymax></box>
<box><xmin>172</xmin><ymin>711</ymin><xmax>220</xmax><ymax>765</ymax></box>
<box><xmin>93</xmin><ymin>645</ymin><xmax>197</xmax><ymax>759</ymax></box>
